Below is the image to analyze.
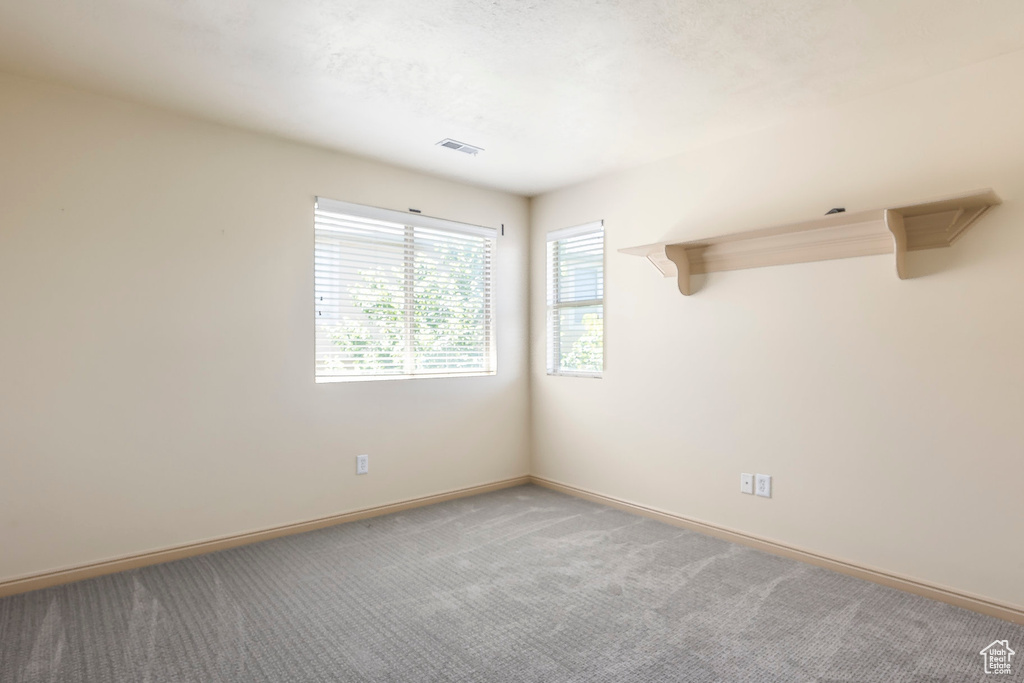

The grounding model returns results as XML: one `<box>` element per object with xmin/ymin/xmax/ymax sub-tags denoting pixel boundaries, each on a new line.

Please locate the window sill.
<box><xmin>316</xmin><ymin>371</ymin><xmax>496</xmax><ymax>384</ymax></box>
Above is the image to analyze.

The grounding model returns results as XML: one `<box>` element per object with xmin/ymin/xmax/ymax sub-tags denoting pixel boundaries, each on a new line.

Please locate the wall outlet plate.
<box><xmin>755</xmin><ymin>474</ymin><xmax>771</xmax><ymax>498</ymax></box>
<box><xmin>356</xmin><ymin>454</ymin><xmax>369</xmax><ymax>475</ymax></box>
<box><xmin>740</xmin><ymin>473</ymin><xmax>754</xmax><ymax>494</ymax></box>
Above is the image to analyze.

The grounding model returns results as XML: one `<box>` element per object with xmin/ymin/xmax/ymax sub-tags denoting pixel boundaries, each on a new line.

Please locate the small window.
<box><xmin>314</xmin><ymin>197</ymin><xmax>496</xmax><ymax>382</ymax></box>
<box><xmin>546</xmin><ymin>221</ymin><xmax>604</xmax><ymax>377</ymax></box>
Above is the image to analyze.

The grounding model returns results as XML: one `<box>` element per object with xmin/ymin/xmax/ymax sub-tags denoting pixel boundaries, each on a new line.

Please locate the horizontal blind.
<box><xmin>315</xmin><ymin>199</ymin><xmax>496</xmax><ymax>382</ymax></box>
<box><xmin>547</xmin><ymin>222</ymin><xmax>604</xmax><ymax>376</ymax></box>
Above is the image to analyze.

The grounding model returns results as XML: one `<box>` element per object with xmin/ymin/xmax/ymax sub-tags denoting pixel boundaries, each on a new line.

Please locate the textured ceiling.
<box><xmin>1</xmin><ymin>1</ymin><xmax>1023</xmax><ymax>195</ymax></box>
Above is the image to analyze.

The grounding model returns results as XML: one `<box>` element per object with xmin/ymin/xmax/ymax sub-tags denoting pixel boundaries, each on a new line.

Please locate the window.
<box><xmin>547</xmin><ymin>221</ymin><xmax>604</xmax><ymax>377</ymax></box>
<box><xmin>314</xmin><ymin>197</ymin><xmax>496</xmax><ymax>382</ymax></box>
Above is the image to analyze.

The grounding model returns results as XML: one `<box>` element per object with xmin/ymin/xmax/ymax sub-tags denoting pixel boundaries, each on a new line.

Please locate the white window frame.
<box><xmin>546</xmin><ymin>220</ymin><xmax>605</xmax><ymax>378</ymax></box>
<box><xmin>314</xmin><ymin>197</ymin><xmax>497</xmax><ymax>383</ymax></box>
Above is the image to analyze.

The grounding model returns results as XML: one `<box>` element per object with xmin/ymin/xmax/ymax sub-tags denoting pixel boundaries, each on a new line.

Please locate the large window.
<box><xmin>314</xmin><ymin>198</ymin><xmax>496</xmax><ymax>382</ymax></box>
<box><xmin>546</xmin><ymin>221</ymin><xmax>604</xmax><ymax>377</ymax></box>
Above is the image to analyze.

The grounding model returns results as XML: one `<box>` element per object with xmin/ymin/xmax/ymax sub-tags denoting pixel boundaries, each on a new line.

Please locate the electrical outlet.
<box><xmin>755</xmin><ymin>474</ymin><xmax>771</xmax><ymax>498</ymax></box>
<box><xmin>356</xmin><ymin>454</ymin><xmax>369</xmax><ymax>475</ymax></box>
<box><xmin>740</xmin><ymin>473</ymin><xmax>754</xmax><ymax>494</ymax></box>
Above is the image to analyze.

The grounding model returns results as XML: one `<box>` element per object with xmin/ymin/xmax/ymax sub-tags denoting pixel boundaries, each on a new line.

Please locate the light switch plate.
<box><xmin>356</xmin><ymin>454</ymin><xmax>369</xmax><ymax>475</ymax></box>
<box><xmin>740</xmin><ymin>473</ymin><xmax>754</xmax><ymax>494</ymax></box>
<box><xmin>755</xmin><ymin>474</ymin><xmax>771</xmax><ymax>498</ymax></box>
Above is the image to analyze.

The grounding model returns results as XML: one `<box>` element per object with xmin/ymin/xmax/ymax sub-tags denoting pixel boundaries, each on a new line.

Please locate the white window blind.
<box><xmin>314</xmin><ymin>197</ymin><xmax>496</xmax><ymax>382</ymax></box>
<box><xmin>547</xmin><ymin>221</ymin><xmax>604</xmax><ymax>377</ymax></box>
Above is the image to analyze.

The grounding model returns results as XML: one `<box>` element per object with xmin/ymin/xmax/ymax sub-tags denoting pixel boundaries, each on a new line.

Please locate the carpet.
<box><xmin>1</xmin><ymin>484</ymin><xmax>1020</xmax><ymax>682</ymax></box>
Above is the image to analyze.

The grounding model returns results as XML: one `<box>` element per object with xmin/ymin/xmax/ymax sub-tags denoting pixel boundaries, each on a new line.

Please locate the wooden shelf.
<box><xmin>619</xmin><ymin>189</ymin><xmax>1001</xmax><ymax>295</ymax></box>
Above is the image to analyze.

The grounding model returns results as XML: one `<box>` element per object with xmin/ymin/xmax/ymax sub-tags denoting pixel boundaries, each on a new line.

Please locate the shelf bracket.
<box><xmin>884</xmin><ymin>209</ymin><xmax>908</xmax><ymax>280</ymax></box>
<box><xmin>664</xmin><ymin>244</ymin><xmax>692</xmax><ymax>296</ymax></box>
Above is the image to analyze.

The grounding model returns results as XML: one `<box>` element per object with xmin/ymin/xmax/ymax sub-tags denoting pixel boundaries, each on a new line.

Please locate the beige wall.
<box><xmin>0</xmin><ymin>72</ymin><xmax>530</xmax><ymax>581</ymax></box>
<box><xmin>530</xmin><ymin>50</ymin><xmax>1024</xmax><ymax>610</ymax></box>
<box><xmin>3</xmin><ymin>46</ymin><xmax>1023</xmax><ymax>611</ymax></box>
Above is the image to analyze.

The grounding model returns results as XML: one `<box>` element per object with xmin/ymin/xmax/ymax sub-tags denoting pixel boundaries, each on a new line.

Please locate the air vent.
<box><xmin>436</xmin><ymin>138</ymin><xmax>483</xmax><ymax>156</ymax></box>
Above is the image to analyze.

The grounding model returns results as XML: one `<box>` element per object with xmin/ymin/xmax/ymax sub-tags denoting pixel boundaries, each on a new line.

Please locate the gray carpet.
<box><xmin>0</xmin><ymin>485</ymin><xmax>1020</xmax><ymax>682</ymax></box>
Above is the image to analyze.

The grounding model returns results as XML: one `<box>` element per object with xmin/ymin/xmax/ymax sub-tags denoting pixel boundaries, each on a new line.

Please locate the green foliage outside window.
<box><xmin>318</xmin><ymin>237</ymin><xmax>489</xmax><ymax>375</ymax></box>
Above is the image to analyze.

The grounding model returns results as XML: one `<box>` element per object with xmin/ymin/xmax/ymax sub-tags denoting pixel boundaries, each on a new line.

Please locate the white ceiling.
<box><xmin>1</xmin><ymin>1</ymin><xmax>1023</xmax><ymax>196</ymax></box>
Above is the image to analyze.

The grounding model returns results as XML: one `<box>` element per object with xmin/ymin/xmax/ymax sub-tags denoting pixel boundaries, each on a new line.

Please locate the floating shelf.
<box><xmin>619</xmin><ymin>189</ymin><xmax>1001</xmax><ymax>295</ymax></box>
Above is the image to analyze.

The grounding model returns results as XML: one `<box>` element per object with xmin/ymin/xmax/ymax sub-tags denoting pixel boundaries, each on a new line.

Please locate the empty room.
<box><xmin>1</xmin><ymin>1</ymin><xmax>1022</xmax><ymax>681</ymax></box>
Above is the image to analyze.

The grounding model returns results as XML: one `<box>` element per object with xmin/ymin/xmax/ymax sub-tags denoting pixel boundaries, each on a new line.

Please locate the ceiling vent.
<box><xmin>437</xmin><ymin>138</ymin><xmax>483</xmax><ymax>156</ymax></box>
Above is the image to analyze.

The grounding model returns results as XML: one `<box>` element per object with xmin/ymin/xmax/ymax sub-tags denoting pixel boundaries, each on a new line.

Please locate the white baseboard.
<box><xmin>530</xmin><ymin>475</ymin><xmax>1024</xmax><ymax>625</ymax></box>
<box><xmin>0</xmin><ymin>475</ymin><xmax>531</xmax><ymax>598</ymax></box>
